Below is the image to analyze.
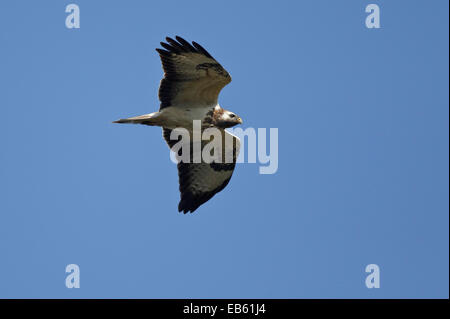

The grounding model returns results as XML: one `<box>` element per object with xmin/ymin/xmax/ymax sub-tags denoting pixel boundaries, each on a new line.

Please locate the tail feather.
<box><xmin>113</xmin><ymin>113</ymin><xmax>158</xmax><ymax>125</ymax></box>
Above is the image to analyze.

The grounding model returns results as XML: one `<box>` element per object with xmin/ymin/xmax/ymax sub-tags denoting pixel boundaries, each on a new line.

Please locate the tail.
<box><xmin>113</xmin><ymin>112</ymin><xmax>159</xmax><ymax>125</ymax></box>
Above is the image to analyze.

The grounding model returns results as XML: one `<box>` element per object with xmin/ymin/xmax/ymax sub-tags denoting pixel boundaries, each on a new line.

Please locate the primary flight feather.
<box><xmin>114</xmin><ymin>36</ymin><xmax>242</xmax><ymax>213</ymax></box>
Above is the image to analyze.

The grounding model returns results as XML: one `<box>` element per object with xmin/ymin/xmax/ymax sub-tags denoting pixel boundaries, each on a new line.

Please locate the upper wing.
<box><xmin>163</xmin><ymin>128</ymin><xmax>241</xmax><ymax>213</ymax></box>
<box><xmin>156</xmin><ymin>36</ymin><xmax>231</xmax><ymax>110</ymax></box>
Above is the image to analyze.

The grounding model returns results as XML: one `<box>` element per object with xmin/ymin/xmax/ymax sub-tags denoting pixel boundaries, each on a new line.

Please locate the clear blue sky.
<box><xmin>0</xmin><ymin>0</ymin><xmax>448</xmax><ymax>298</ymax></box>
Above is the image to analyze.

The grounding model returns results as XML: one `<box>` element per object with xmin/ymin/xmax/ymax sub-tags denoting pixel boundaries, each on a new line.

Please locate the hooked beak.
<box><xmin>237</xmin><ymin>117</ymin><xmax>243</xmax><ymax>124</ymax></box>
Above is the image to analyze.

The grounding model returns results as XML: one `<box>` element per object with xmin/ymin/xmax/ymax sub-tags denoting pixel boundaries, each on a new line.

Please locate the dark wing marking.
<box><xmin>162</xmin><ymin>128</ymin><xmax>240</xmax><ymax>213</ymax></box>
<box><xmin>156</xmin><ymin>36</ymin><xmax>231</xmax><ymax>110</ymax></box>
<box><xmin>162</xmin><ymin>127</ymin><xmax>178</xmax><ymax>149</ymax></box>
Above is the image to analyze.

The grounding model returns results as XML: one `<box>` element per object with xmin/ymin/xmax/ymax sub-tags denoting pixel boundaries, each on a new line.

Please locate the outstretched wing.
<box><xmin>163</xmin><ymin>128</ymin><xmax>240</xmax><ymax>213</ymax></box>
<box><xmin>156</xmin><ymin>36</ymin><xmax>231</xmax><ymax>110</ymax></box>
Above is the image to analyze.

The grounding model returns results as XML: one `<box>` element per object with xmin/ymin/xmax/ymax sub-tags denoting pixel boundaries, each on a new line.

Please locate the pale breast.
<box><xmin>158</xmin><ymin>105</ymin><xmax>215</xmax><ymax>130</ymax></box>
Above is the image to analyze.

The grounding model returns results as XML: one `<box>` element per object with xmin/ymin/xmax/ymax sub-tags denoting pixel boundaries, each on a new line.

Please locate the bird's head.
<box><xmin>217</xmin><ymin>110</ymin><xmax>243</xmax><ymax>128</ymax></box>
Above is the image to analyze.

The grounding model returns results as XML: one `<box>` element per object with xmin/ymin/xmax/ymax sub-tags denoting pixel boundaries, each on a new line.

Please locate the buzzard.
<box><xmin>114</xmin><ymin>36</ymin><xmax>242</xmax><ymax>213</ymax></box>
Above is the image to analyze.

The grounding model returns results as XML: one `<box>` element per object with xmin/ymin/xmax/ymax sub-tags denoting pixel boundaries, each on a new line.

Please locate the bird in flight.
<box><xmin>114</xmin><ymin>36</ymin><xmax>242</xmax><ymax>213</ymax></box>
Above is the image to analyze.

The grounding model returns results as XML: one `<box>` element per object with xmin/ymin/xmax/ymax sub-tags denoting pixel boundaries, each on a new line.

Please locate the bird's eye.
<box><xmin>229</xmin><ymin>114</ymin><xmax>235</xmax><ymax>118</ymax></box>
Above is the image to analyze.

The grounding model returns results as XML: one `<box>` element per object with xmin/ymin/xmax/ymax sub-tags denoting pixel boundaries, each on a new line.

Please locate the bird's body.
<box><xmin>114</xmin><ymin>36</ymin><xmax>242</xmax><ymax>213</ymax></box>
